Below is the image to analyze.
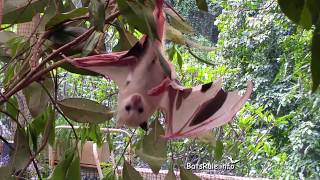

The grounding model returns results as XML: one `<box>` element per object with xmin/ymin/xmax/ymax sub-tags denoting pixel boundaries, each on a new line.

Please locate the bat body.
<box><xmin>67</xmin><ymin>0</ymin><xmax>253</xmax><ymax>139</ymax></box>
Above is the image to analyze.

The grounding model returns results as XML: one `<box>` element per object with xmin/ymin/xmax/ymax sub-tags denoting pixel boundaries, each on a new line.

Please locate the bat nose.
<box><xmin>131</xmin><ymin>95</ymin><xmax>142</xmax><ymax>106</ymax></box>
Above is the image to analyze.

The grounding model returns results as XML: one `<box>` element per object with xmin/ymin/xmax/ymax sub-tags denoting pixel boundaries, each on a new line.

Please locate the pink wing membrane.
<box><xmin>160</xmin><ymin>81</ymin><xmax>253</xmax><ymax>139</ymax></box>
<box><xmin>67</xmin><ymin>52</ymin><xmax>137</xmax><ymax>88</ymax></box>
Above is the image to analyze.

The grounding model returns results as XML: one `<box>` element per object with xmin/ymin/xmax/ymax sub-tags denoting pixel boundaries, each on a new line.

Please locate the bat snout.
<box><xmin>131</xmin><ymin>94</ymin><xmax>142</xmax><ymax>106</ymax></box>
<box><xmin>124</xmin><ymin>94</ymin><xmax>145</xmax><ymax>114</ymax></box>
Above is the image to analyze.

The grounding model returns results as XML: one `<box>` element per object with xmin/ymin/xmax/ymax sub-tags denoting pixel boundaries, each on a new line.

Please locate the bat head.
<box><xmin>116</xmin><ymin>93</ymin><xmax>151</xmax><ymax>128</ymax></box>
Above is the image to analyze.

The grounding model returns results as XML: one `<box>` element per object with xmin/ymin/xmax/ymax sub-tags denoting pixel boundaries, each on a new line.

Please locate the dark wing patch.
<box><xmin>190</xmin><ymin>89</ymin><xmax>227</xmax><ymax>126</ymax></box>
<box><xmin>176</xmin><ymin>88</ymin><xmax>192</xmax><ymax>110</ymax></box>
<box><xmin>201</xmin><ymin>82</ymin><xmax>213</xmax><ymax>92</ymax></box>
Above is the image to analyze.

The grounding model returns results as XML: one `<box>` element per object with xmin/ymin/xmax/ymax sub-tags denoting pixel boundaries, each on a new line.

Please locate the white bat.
<box><xmin>67</xmin><ymin>0</ymin><xmax>253</xmax><ymax>139</ymax></box>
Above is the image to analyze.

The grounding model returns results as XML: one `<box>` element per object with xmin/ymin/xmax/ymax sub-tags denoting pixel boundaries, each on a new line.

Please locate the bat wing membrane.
<box><xmin>159</xmin><ymin>80</ymin><xmax>253</xmax><ymax>139</ymax></box>
<box><xmin>67</xmin><ymin>36</ymin><xmax>148</xmax><ymax>88</ymax></box>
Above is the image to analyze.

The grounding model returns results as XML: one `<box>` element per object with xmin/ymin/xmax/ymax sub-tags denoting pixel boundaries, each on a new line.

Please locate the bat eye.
<box><xmin>125</xmin><ymin>105</ymin><xmax>131</xmax><ymax>112</ymax></box>
<box><xmin>137</xmin><ymin>107</ymin><xmax>144</xmax><ymax>114</ymax></box>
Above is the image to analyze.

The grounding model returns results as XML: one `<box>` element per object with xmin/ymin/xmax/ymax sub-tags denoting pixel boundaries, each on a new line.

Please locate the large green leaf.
<box><xmin>214</xmin><ymin>140</ymin><xmax>224</xmax><ymax>161</ymax></box>
<box><xmin>113</xmin><ymin>22</ymin><xmax>139</xmax><ymax>51</ymax></box>
<box><xmin>23</xmin><ymin>78</ymin><xmax>54</xmax><ymax>118</ymax></box>
<box><xmin>0</xmin><ymin>32</ymin><xmax>18</xmax><ymax>44</ymax></box>
<box><xmin>46</xmin><ymin>7</ymin><xmax>89</xmax><ymax>30</ymax></box>
<box><xmin>89</xmin><ymin>0</ymin><xmax>105</xmax><ymax>32</ymax></box>
<box><xmin>195</xmin><ymin>0</ymin><xmax>208</xmax><ymax>12</ymax></box>
<box><xmin>122</xmin><ymin>161</ymin><xmax>143</xmax><ymax>180</ymax></box>
<box><xmin>311</xmin><ymin>26</ymin><xmax>320</xmax><ymax>92</ymax></box>
<box><xmin>116</xmin><ymin>0</ymin><xmax>159</xmax><ymax>40</ymax></box>
<box><xmin>11</xmin><ymin>128</ymin><xmax>30</xmax><ymax>171</ymax></box>
<box><xmin>164</xmin><ymin>8</ymin><xmax>193</xmax><ymax>34</ymax></box>
<box><xmin>278</xmin><ymin>0</ymin><xmax>305</xmax><ymax>25</ymax></box>
<box><xmin>2</xmin><ymin>0</ymin><xmax>48</xmax><ymax>24</ymax></box>
<box><xmin>58</xmin><ymin>98</ymin><xmax>113</xmax><ymax>124</ymax></box>
<box><xmin>3</xmin><ymin>63</ymin><xmax>15</xmax><ymax>88</ymax></box>
<box><xmin>179</xmin><ymin>166</ymin><xmax>200</xmax><ymax>180</ymax></box>
<box><xmin>82</xmin><ymin>31</ymin><xmax>102</xmax><ymax>56</ymax></box>
<box><xmin>60</xmin><ymin>61</ymin><xmax>101</xmax><ymax>76</ymax></box>
<box><xmin>278</xmin><ymin>0</ymin><xmax>319</xmax><ymax>29</ymax></box>
<box><xmin>136</xmin><ymin>120</ymin><xmax>167</xmax><ymax>174</ymax></box>
<box><xmin>49</xmin><ymin>149</ymin><xmax>75</xmax><ymax>180</ymax></box>
<box><xmin>28</xmin><ymin>107</ymin><xmax>54</xmax><ymax>151</ymax></box>
<box><xmin>6</xmin><ymin>97</ymin><xmax>18</xmax><ymax>119</ymax></box>
<box><xmin>306</xmin><ymin>0</ymin><xmax>320</xmax><ymax>24</ymax></box>
<box><xmin>39</xmin><ymin>0</ymin><xmax>59</xmax><ymax>30</ymax></box>
<box><xmin>65</xmin><ymin>153</ymin><xmax>81</xmax><ymax>180</ymax></box>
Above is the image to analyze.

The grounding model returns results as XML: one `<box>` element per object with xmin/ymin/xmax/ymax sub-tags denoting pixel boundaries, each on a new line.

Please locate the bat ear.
<box><xmin>159</xmin><ymin>80</ymin><xmax>253</xmax><ymax>139</ymax></box>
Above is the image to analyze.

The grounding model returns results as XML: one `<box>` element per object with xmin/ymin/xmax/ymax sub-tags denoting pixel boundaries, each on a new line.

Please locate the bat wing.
<box><xmin>155</xmin><ymin>79</ymin><xmax>253</xmax><ymax>139</ymax></box>
<box><xmin>67</xmin><ymin>36</ymin><xmax>148</xmax><ymax>88</ymax></box>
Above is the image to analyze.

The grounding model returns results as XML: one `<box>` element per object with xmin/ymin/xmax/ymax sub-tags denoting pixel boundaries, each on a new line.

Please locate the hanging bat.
<box><xmin>66</xmin><ymin>0</ymin><xmax>253</xmax><ymax>139</ymax></box>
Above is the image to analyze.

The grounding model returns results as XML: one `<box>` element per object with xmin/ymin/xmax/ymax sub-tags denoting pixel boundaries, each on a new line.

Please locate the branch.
<box><xmin>187</xmin><ymin>47</ymin><xmax>216</xmax><ymax>66</ymax></box>
<box><xmin>0</xmin><ymin>11</ymin><xmax>120</xmax><ymax>105</ymax></box>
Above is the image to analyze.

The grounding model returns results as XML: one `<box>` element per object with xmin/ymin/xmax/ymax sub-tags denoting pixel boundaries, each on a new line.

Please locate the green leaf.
<box><xmin>3</xmin><ymin>64</ymin><xmax>15</xmax><ymax>88</ymax></box>
<box><xmin>311</xmin><ymin>26</ymin><xmax>320</xmax><ymax>92</ymax></box>
<box><xmin>299</xmin><ymin>1</ymin><xmax>312</xmax><ymax>29</ymax></box>
<box><xmin>46</xmin><ymin>7</ymin><xmax>89</xmax><ymax>30</ymax></box>
<box><xmin>214</xmin><ymin>140</ymin><xmax>224</xmax><ymax>160</ymax></box>
<box><xmin>122</xmin><ymin>161</ymin><xmax>143</xmax><ymax>180</ymax></box>
<box><xmin>89</xmin><ymin>0</ymin><xmax>105</xmax><ymax>32</ymax></box>
<box><xmin>23</xmin><ymin>78</ymin><xmax>54</xmax><ymax>118</ymax></box>
<box><xmin>58</xmin><ymin>98</ymin><xmax>113</xmax><ymax>124</ymax></box>
<box><xmin>11</xmin><ymin>128</ymin><xmax>30</xmax><ymax>171</ymax></box>
<box><xmin>176</xmin><ymin>48</ymin><xmax>183</xmax><ymax>69</ymax></box>
<box><xmin>2</xmin><ymin>0</ymin><xmax>48</xmax><ymax>24</ymax></box>
<box><xmin>136</xmin><ymin>120</ymin><xmax>167</xmax><ymax>174</ymax></box>
<box><xmin>0</xmin><ymin>31</ymin><xmax>18</xmax><ymax>44</ymax></box>
<box><xmin>164</xmin><ymin>8</ymin><xmax>193</xmax><ymax>34</ymax></box>
<box><xmin>113</xmin><ymin>22</ymin><xmax>139</xmax><ymax>51</ymax></box>
<box><xmin>39</xmin><ymin>0</ymin><xmax>59</xmax><ymax>30</ymax></box>
<box><xmin>5</xmin><ymin>36</ymin><xmax>30</xmax><ymax>57</ymax></box>
<box><xmin>49</xmin><ymin>149</ymin><xmax>75</xmax><ymax>180</ymax></box>
<box><xmin>306</xmin><ymin>0</ymin><xmax>320</xmax><ymax>24</ymax></box>
<box><xmin>60</xmin><ymin>61</ymin><xmax>101</xmax><ymax>76</ymax></box>
<box><xmin>164</xmin><ymin>169</ymin><xmax>177</xmax><ymax>180</ymax></box>
<box><xmin>196</xmin><ymin>0</ymin><xmax>208</xmax><ymax>12</ymax></box>
<box><xmin>27</xmin><ymin>107</ymin><xmax>55</xmax><ymax>151</ymax></box>
<box><xmin>82</xmin><ymin>31</ymin><xmax>102</xmax><ymax>56</ymax></box>
<box><xmin>116</xmin><ymin>0</ymin><xmax>159</xmax><ymax>40</ymax></box>
<box><xmin>179</xmin><ymin>166</ymin><xmax>200</xmax><ymax>180</ymax></box>
<box><xmin>65</xmin><ymin>153</ymin><xmax>81</xmax><ymax>180</ymax></box>
<box><xmin>278</xmin><ymin>0</ymin><xmax>304</xmax><ymax>25</ymax></box>
<box><xmin>6</xmin><ymin>97</ymin><xmax>18</xmax><ymax>119</ymax></box>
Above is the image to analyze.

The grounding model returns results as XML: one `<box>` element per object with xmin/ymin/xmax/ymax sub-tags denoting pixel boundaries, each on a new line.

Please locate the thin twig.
<box><xmin>113</xmin><ymin>129</ymin><xmax>136</xmax><ymax>174</ymax></box>
<box><xmin>187</xmin><ymin>47</ymin><xmax>216</xmax><ymax>66</ymax></box>
<box><xmin>0</xmin><ymin>135</ymin><xmax>14</xmax><ymax>150</ymax></box>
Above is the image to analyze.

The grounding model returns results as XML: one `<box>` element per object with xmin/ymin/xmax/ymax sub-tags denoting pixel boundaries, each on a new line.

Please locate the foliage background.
<box><xmin>0</xmin><ymin>0</ymin><xmax>319</xmax><ymax>179</ymax></box>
